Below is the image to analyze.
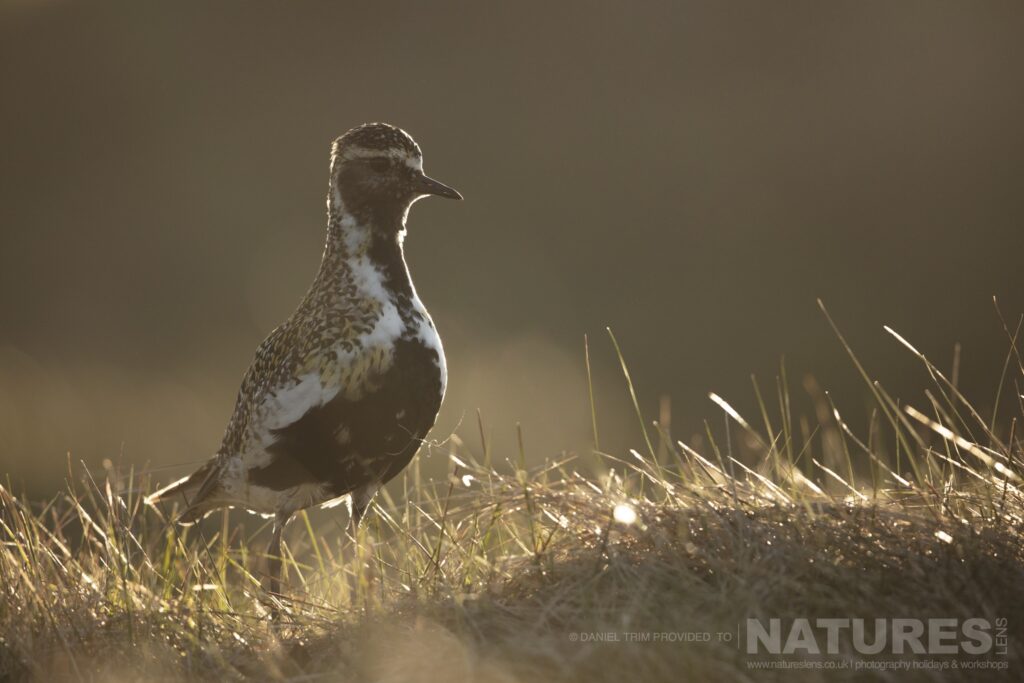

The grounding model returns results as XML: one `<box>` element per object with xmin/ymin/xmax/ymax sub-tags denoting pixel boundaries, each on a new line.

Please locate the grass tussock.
<box><xmin>2</xmin><ymin>304</ymin><xmax>1024</xmax><ymax>682</ymax></box>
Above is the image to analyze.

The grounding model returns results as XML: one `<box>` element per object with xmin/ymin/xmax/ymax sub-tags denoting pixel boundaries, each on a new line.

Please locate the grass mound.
<box><xmin>1</xmin><ymin>309</ymin><xmax>1022</xmax><ymax>681</ymax></box>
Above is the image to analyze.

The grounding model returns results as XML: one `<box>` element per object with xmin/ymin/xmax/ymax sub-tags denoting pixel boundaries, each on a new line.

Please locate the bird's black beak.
<box><xmin>414</xmin><ymin>172</ymin><xmax>463</xmax><ymax>200</ymax></box>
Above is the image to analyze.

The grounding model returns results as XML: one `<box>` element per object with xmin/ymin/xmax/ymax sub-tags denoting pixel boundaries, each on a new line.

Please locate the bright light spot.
<box><xmin>613</xmin><ymin>504</ymin><xmax>637</xmax><ymax>525</ymax></box>
<box><xmin>461</xmin><ymin>474</ymin><xmax>475</xmax><ymax>487</ymax></box>
<box><xmin>935</xmin><ymin>530</ymin><xmax>954</xmax><ymax>544</ymax></box>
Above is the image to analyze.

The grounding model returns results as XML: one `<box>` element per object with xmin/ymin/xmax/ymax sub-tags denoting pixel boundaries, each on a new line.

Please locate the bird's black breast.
<box><xmin>247</xmin><ymin>334</ymin><xmax>443</xmax><ymax>495</ymax></box>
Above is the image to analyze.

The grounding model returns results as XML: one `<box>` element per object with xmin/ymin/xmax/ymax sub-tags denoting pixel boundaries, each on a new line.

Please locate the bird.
<box><xmin>147</xmin><ymin>122</ymin><xmax>462</xmax><ymax>596</ymax></box>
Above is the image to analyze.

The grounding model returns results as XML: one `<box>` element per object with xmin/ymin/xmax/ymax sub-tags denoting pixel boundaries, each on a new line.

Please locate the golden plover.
<box><xmin>147</xmin><ymin>122</ymin><xmax>462</xmax><ymax>594</ymax></box>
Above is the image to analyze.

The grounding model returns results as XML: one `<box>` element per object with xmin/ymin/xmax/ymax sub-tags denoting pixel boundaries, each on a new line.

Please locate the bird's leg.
<box><xmin>267</xmin><ymin>512</ymin><xmax>288</xmax><ymax>598</ymax></box>
<box><xmin>348</xmin><ymin>500</ymin><xmax>366</xmax><ymax>545</ymax></box>
<box><xmin>346</xmin><ymin>489</ymin><xmax>373</xmax><ymax>590</ymax></box>
<box><xmin>346</xmin><ymin>485</ymin><xmax>374</xmax><ymax>546</ymax></box>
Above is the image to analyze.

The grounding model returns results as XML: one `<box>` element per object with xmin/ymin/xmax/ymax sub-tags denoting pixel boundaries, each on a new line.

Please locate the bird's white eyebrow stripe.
<box><xmin>342</xmin><ymin>146</ymin><xmax>423</xmax><ymax>170</ymax></box>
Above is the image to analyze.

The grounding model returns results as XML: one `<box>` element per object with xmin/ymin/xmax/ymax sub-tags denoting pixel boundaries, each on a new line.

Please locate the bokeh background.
<box><xmin>2</xmin><ymin>1</ymin><xmax>1023</xmax><ymax>493</ymax></box>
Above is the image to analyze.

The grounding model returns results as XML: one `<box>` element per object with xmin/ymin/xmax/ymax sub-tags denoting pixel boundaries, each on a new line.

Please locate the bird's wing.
<box><xmin>223</xmin><ymin>316</ymin><xmax>397</xmax><ymax>492</ymax></box>
<box><xmin>217</xmin><ymin>324</ymin><xmax>300</xmax><ymax>458</ymax></box>
<box><xmin>145</xmin><ymin>323</ymin><xmax>301</xmax><ymax>519</ymax></box>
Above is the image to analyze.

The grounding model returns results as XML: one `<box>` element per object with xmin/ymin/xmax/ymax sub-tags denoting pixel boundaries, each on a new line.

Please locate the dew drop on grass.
<box><xmin>613</xmin><ymin>504</ymin><xmax>637</xmax><ymax>525</ymax></box>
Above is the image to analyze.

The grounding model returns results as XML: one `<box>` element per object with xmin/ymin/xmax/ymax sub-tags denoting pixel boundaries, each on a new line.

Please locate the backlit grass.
<box><xmin>1</xmin><ymin>303</ymin><xmax>1022</xmax><ymax>681</ymax></box>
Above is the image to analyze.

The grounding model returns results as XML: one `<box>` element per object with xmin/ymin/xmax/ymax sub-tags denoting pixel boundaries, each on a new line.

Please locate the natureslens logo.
<box><xmin>746</xmin><ymin>618</ymin><xmax>1008</xmax><ymax>657</ymax></box>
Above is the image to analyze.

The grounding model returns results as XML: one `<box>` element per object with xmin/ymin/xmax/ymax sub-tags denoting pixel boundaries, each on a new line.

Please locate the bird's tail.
<box><xmin>146</xmin><ymin>460</ymin><xmax>222</xmax><ymax>525</ymax></box>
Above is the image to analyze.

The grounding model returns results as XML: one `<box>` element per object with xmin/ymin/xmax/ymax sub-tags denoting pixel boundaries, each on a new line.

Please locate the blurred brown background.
<box><xmin>1</xmin><ymin>1</ymin><xmax>1023</xmax><ymax>492</ymax></box>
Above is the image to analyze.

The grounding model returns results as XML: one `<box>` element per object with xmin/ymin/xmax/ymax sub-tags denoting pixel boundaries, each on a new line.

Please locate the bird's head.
<box><xmin>328</xmin><ymin>123</ymin><xmax>461</xmax><ymax>223</ymax></box>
